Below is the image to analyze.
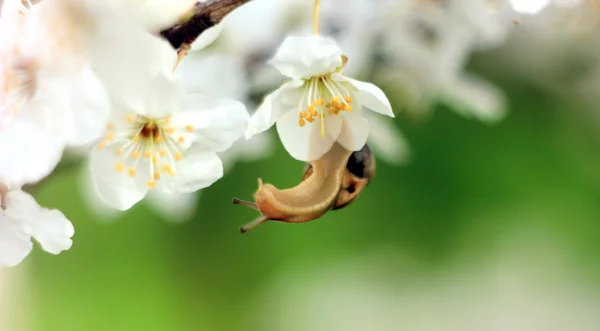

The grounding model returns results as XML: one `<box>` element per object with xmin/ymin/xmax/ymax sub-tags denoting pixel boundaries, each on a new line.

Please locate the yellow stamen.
<box><xmin>107</xmin><ymin>123</ymin><xmax>116</xmax><ymax>131</ymax></box>
<box><xmin>345</xmin><ymin>96</ymin><xmax>352</xmax><ymax>103</ymax></box>
<box><xmin>153</xmin><ymin>172</ymin><xmax>161</xmax><ymax>180</ymax></box>
<box><xmin>116</xmin><ymin>148</ymin><xmax>124</xmax><ymax>156</ymax></box>
<box><xmin>144</xmin><ymin>150</ymin><xmax>152</xmax><ymax>158</ymax></box>
<box><xmin>147</xmin><ymin>180</ymin><xmax>156</xmax><ymax>189</ymax></box>
<box><xmin>155</xmin><ymin>135</ymin><xmax>163</xmax><ymax>143</ymax></box>
<box><xmin>106</xmin><ymin>133</ymin><xmax>114</xmax><ymax>141</ymax></box>
<box><xmin>132</xmin><ymin>151</ymin><xmax>140</xmax><ymax>159</ymax></box>
<box><xmin>127</xmin><ymin>114</ymin><xmax>136</xmax><ymax>123</ymax></box>
<box><xmin>175</xmin><ymin>153</ymin><xmax>183</xmax><ymax>161</ymax></box>
<box><xmin>299</xmin><ymin>118</ymin><xmax>306</xmax><ymax>127</ymax></box>
<box><xmin>152</xmin><ymin>155</ymin><xmax>158</xmax><ymax>165</ymax></box>
<box><xmin>97</xmin><ymin>142</ymin><xmax>105</xmax><ymax>150</ymax></box>
<box><xmin>115</xmin><ymin>163</ymin><xmax>124</xmax><ymax>172</ymax></box>
<box><xmin>185</xmin><ymin>125</ymin><xmax>194</xmax><ymax>132</ymax></box>
<box><xmin>178</xmin><ymin>136</ymin><xmax>185</xmax><ymax>144</ymax></box>
<box><xmin>164</xmin><ymin>165</ymin><xmax>175</xmax><ymax>176</ymax></box>
<box><xmin>159</xmin><ymin>149</ymin><xmax>167</xmax><ymax>157</ymax></box>
<box><xmin>320</xmin><ymin>111</ymin><xmax>325</xmax><ymax>137</ymax></box>
<box><xmin>128</xmin><ymin>168</ymin><xmax>136</xmax><ymax>177</ymax></box>
<box><xmin>132</xmin><ymin>135</ymin><xmax>140</xmax><ymax>143</ymax></box>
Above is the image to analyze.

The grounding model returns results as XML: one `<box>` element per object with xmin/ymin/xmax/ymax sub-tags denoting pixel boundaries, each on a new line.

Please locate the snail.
<box><xmin>232</xmin><ymin>142</ymin><xmax>375</xmax><ymax>233</ymax></box>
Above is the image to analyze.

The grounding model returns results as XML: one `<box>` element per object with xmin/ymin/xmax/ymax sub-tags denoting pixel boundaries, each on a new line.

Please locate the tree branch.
<box><xmin>160</xmin><ymin>0</ymin><xmax>254</xmax><ymax>50</ymax></box>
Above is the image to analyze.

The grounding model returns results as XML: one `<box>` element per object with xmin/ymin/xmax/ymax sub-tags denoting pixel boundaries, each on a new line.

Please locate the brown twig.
<box><xmin>160</xmin><ymin>0</ymin><xmax>254</xmax><ymax>50</ymax></box>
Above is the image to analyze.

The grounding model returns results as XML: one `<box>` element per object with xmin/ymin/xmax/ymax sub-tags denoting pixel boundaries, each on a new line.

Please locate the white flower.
<box><xmin>246</xmin><ymin>35</ymin><xmax>394</xmax><ymax>162</ymax></box>
<box><xmin>90</xmin><ymin>73</ymin><xmax>249</xmax><ymax>210</ymax></box>
<box><xmin>0</xmin><ymin>0</ymin><xmax>110</xmax><ymax>187</ymax></box>
<box><xmin>0</xmin><ymin>187</ymin><xmax>74</xmax><ymax>267</ymax></box>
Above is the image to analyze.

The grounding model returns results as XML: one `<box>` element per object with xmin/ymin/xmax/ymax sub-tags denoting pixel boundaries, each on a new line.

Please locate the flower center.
<box><xmin>298</xmin><ymin>75</ymin><xmax>353</xmax><ymax>137</ymax></box>
<box><xmin>97</xmin><ymin>114</ymin><xmax>194</xmax><ymax>189</ymax></box>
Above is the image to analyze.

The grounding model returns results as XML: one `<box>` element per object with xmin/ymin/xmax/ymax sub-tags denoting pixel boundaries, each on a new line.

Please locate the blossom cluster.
<box><xmin>0</xmin><ymin>0</ymin><xmax>398</xmax><ymax>266</ymax></box>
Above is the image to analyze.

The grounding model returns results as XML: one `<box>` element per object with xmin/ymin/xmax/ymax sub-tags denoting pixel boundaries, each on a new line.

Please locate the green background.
<box><xmin>17</xmin><ymin>56</ymin><xmax>600</xmax><ymax>330</ymax></box>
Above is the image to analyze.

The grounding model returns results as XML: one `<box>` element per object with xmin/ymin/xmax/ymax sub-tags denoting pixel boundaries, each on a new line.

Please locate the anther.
<box><xmin>175</xmin><ymin>153</ymin><xmax>183</xmax><ymax>161</ymax></box>
<box><xmin>132</xmin><ymin>151</ymin><xmax>140</xmax><ymax>159</ymax></box>
<box><xmin>345</xmin><ymin>96</ymin><xmax>352</xmax><ymax>103</ymax></box>
<box><xmin>128</xmin><ymin>168</ymin><xmax>136</xmax><ymax>177</ymax></box>
<box><xmin>127</xmin><ymin>115</ymin><xmax>136</xmax><ymax>123</ymax></box>
<box><xmin>164</xmin><ymin>165</ymin><xmax>175</xmax><ymax>176</ymax></box>
<box><xmin>155</xmin><ymin>135</ymin><xmax>163</xmax><ymax>143</ymax></box>
<box><xmin>147</xmin><ymin>180</ymin><xmax>156</xmax><ymax>189</ymax></box>
<box><xmin>159</xmin><ymin>150</ymin><xmax>167</xmax><ymax>157</ymax></box>
<box><xmin>116</xmin><ymin>148</ymin><xmax>124</xmax><ymax>156</ymax></box>
<box><xmin>153</xmin><ymin>172</ymin><xmax>161</xmax><ymax>180</ymax></box>
<box><xmin>115</xmin><ymin>163</ymin><xmax>124</xmax><ymax>172</ymax></box>
<box><xmin>144</xmin><ymin>150</ymin><xmax>152</xmax><ymax>158</ymax></box>
<box><xmin>185</xmin><ymin>125</ymin><xmax>194</xmax><ymax>132</ymax></box>
<box><xmin>299</xmin><ymin>118</ymin><xmax>306</xmax><ymax>127</ymax></box>
<box><xmin>106</xmin><ymin>133</ymin><xmax>115</xmax><ymax>141</ymax></box>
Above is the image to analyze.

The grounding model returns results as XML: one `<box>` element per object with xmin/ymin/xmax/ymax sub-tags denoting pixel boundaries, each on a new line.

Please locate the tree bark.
<box><xmin>160</xmin><ymin>0</ymin><xmax>254</xmax><ymax>50</ymax></box>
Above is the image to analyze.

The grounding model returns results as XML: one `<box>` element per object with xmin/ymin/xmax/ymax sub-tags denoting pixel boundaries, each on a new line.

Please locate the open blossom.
<box><xmin>91</xmin><ymin>72</ymin><xmax>249</xmax><ymax>210</ymax></box>
<box><xmin>0</xmin><ymin>0</ymin><xmax>110</xmax><ymax>187</ymax></box>
<box><xmin>246</xmin><ymin>35</ymin><xmax>394</xmax><ymax>162</ymax></box>
<box><xmin>0</xmin><ymin>187</ymin><xmax>74</xmax><ymax>267</ymax></box>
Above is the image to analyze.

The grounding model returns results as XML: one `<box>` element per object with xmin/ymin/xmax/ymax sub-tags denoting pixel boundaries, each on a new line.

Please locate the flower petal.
<box><xmin>0</xmin><ymin>120</ymin><xmax>64</xmax><ymax>188</ymax></box>
<box><xmin>246</xmin><ymin>80</ymin><xmax>304</xmax><ymax>139</ymax></box>
<box><xmin>337</xmin><ymin>107</ymin><xmax>370</xmax><ymax>152</ymax></box>
<box><xmin>0</xmin><ymin>215</ymin><xmax>32</xmax><ymax>267</ymax></box>
<box><xmin>364</xmin><ymin>112</ymin><xmax>411</xmax><ymax>165</ymax></box>
<box><xmin>276</xmin><ymin>109</ymin><xmax>341</xmax><ymax>161</ymax></box>
<box><xmin>190</xmin><ymin>22</ymin><xmax>223</xmax><ymax>51</ymax></box>
<box><xmin>161</xmin><ymin>148</ymin><xmax>223</xmax><ymax>193</ymax></box>
<box><xmin>65</xmin><ymin>67</ymin><xmax>111</xmax><ymax>145</ymax></box>
<box><xmin>90</xmin><ymin>144</ymin><xmax>148</xmax><ymax>210</ymax></box>
<box><xmin>180</xmin><ymin>49</ymin><xmax>247</xmax><ymax>99</ymax></box>
<box><xmin>270</xmin><ymin>35</ymin><xmax>344</xmax><ymax>80</ymax></box>
<box><xmin>334</xmin><ymin>74</ymin><xmax>394</xmax><ymax>117</ymax></box>
<box><xmin>146</xmin><ymin>190</ymin><xmax>198</xmax><ymax>222</ymax></box>
<box><xmin>176</xmin><ymin>94</ymin><xmax>249</xmax><ymax>152</ymax></box>
<box><xmin>3</xmin><ymin>190</ymin><xmax>74</xmax><ymax>255</ymax></box>
<box><xmin>440</xmin><ymin>73</ymin><xmax>506</xmax><ymax>123</ymax></box>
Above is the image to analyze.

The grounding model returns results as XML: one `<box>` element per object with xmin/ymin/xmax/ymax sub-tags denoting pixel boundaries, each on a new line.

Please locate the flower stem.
<box><xmin>313</xmin><ymin>0</ymin><xmax>321</xmax><ymax>35</ymax></box>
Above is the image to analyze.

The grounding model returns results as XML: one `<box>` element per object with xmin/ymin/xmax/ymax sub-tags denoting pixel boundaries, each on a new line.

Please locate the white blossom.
<box><xmin>0</xmin><ymin>187</ymin><xmax>74</xmax><ymax>267</ymax></box>
<box><xmin>90</xmin><ymin>72</ymin><xmax>248</xmax><ymax>210</ymax></box>
<box><xmin>246</xmin><ymin>35</ymin><xmax>394</xmax><ymax>162</ymax></box>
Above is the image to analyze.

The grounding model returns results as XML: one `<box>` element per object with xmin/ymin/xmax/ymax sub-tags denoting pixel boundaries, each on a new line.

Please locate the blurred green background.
<box><xmin>13</xmin><ymin>55</ymin><xmax>600</xmax><ymax>330</ymax></box>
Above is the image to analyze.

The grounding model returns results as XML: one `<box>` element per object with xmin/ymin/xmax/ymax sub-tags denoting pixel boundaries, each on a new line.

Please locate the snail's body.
<box><xmin>233</xmin><ymin>143</ymin><xmax>375</xmax><ymax>233</ymax></box>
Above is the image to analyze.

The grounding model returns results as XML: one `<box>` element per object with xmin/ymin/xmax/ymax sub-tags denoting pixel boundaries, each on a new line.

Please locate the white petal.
<box><xmin>270</xmin><ymin>35</ymin><xmax>344</xmax><ymax>80</ymax></box>
<box><xmin>90</xmin><ymin>144</ymin><xmax>148</xmax><ymax>211</ymax></box>
<box><xmin>161</xmin><ymin>149</ymin><xmax>223</xmax><ymax>193</ymax></box>
<box><xmin>276</xmin><ymin>109</ymin><xmax>341</xmax><ymax>162</ymax></box>
<box><xmin>440</xmin><ymin>74</ymin><xmax>507</xmax><ymax>123</ymax></box>
<box><xmin>219</xmin><ymin>131</ymin><xmax>274</xmax><ymax>172</ymax></box>
<box><xmin>0</xmin><ymin>215</ymin><xmax>32</xmax><ymax>267</ymax></box>
<box><xmin>146</xmin><ymin>190</ymin><xmax>198</xmax><ymax>222</ymax></box>
<box><xmin>365</xmin><ymin>112</ymin><xmax>411</xmax><ymax>165</ymax></box>
<box><xmin>180</xmin><ymin>49</ymin><xmax>248</xmax><ymax>100</ymax></box>
<box><xmin>337</xmin><ymin>108</ymin><xmax>370</xmax><ymax>153</ymax></box>
<box><xmin>334</xmin><ymin>75</ymin><xmax>394</xmax><ymax>117</ymax></box>
<box><xmin>3</xmin><ymin>190</ymin><xmax>74</xmax><ymax>255</ymax></box>
<box><xmin>65</xmin><ymin>67</ymin><xmax>111</xmax><ymax>145</ymax></box>
<box><xmin>190</xmin><ymin>23</ymin><xmax>223</xmax><ymax>51</ymax></box>
<box><xmin>246</xmin><ymin>80</ymin><xmax>304</xmax><ymax>139</ymax></box>
<box><xmin>176</xmin><ymin>94</ymin><xmax>249</xmax><ymax>152</ymax></box>
<box><xmin>0</xmin><ymin>120</ymin><xmax>64</xmax><ymax>188</ymax></box>
<box><xmin>79</xmin><ymin>162</ymin><xmax>121</xmax><ymax>222</ymax></box>
<box><xmin>143</xmin><ymin>72</ymin><xmax>185</xmax><ymax>118</ymax></box>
